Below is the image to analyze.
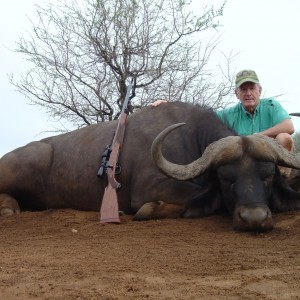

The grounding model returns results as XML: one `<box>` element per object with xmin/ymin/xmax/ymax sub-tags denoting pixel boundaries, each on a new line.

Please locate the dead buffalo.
<box><xmin>1</xmin><ymin>102</ymin><xmax>300</xmax><ymax>231</ymax></box>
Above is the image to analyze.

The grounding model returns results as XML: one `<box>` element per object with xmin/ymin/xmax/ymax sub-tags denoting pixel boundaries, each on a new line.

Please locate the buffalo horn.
<box><xmin>247</xmin><ymin>134</ymin><xmax>300</xmax><ymax>169</ymax></box>
<box><xmin>151</xmin><ymin>123</ymin><xmax>243</xmax><ymax>180</ymax></box>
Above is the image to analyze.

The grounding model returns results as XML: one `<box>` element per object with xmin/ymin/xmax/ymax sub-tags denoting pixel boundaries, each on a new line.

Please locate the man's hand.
<box><xmin>150</xmin><ymin>100</ymin><xmax>169</xmax><ymax>107</ymax></box>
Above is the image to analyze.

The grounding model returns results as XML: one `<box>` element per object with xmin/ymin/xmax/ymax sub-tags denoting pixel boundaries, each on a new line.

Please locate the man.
<box><xmin>151</xmin><ymin>69</ymin><xmax>295</xmax><ymax>176</ymax></box>
<box><xmin>216</xmin><ymin>69</ymin><xmax>294</xmax><ymax>152</ymax></box>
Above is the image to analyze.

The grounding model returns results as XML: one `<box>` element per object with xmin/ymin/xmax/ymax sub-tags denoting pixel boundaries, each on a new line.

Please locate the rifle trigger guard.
<box><xmin>115</xmin><ymin>164</ymin><xmax>121</xmax><ymax>175</ymax></box>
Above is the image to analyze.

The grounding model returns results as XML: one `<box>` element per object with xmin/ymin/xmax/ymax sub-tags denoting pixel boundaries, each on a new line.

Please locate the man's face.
<box><xmin>235</xmin><ymin>82</ymin><xmax>262</xmax><ymax>113</ymax></box>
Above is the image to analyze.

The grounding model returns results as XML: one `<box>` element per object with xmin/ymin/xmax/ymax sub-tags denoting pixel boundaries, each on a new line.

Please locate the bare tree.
<box><xmin>10</xmin><ymin>0</ymin><xmax>233</xmax><ymax>127</ymax></box>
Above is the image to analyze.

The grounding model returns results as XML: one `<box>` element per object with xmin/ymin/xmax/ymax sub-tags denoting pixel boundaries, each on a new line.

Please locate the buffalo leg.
<box><xmin>0</xmin><ymin>193</ymin><xmax>20</xmax><ymax>216</ymax></box>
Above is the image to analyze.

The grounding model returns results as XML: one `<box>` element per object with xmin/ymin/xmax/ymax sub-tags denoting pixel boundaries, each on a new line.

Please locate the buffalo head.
<box><xmin>151</xmin><ymin>123</ymin><xmax>300</xmax><ymax>231</ymax></box>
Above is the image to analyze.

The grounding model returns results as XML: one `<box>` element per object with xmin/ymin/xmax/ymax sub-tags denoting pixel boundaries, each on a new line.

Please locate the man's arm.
<box><xmin>260</xmin><ymin>119</ymin><xmax>294</xmax><ymax>138</ymax></box>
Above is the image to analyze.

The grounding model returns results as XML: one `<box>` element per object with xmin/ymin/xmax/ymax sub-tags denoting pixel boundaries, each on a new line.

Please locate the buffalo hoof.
<box><xmin>0</xmin><ymin>194</ymin><xmax>20</xmax><ymax>216</ymax></box>
<box><xmin>133</xmin><ymin>201</ymin><xmax>183</xmax><ymax>220</ymax></box>
<box><xmin>1</xmin><ymin>207</ymin><xmax>15</xmax><ymax>216</ymax></box>
<box><xmin>134</xmin><ymin>202</ymin><xmax>158</xmax><ymax>220</ymax></box>
<box><xmin>233</xmin><ymin>206</ymin><xmax>274</xmax><ymax>231</ymax></box>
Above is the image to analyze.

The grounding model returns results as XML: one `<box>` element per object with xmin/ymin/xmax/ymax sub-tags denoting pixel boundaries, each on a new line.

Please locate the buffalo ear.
<box><xmin>271</xmin><ymin>169</ymin><xmax>300</xmax><ymax>212</ymax></box>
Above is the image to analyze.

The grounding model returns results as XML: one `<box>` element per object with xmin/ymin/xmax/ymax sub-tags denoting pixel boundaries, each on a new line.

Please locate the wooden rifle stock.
<box><xmin>99</xmin><ymin>83</ymin><xmax>132</xmax><ymax>224</ymax></box>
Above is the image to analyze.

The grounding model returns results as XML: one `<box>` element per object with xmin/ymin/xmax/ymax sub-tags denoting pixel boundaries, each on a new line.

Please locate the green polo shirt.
<box><xmin>216</xmin><ymin>98</ymin><xmax>290</xmax><ymax>136</ymax></box>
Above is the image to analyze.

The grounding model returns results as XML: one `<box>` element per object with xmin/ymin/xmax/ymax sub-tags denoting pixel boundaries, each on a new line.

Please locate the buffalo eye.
<box><xmin>217</xmin><ymin>166</ymin><xmax>236</xmax><ymax>187</ymax></box>
<box><xmin>219</xmin><ymin>177</ymin><xmax>235</xmax><ymax>190</ymax></box>
<box><xmin>256</xmin><ymin>162</ymin><xmax>275</xmax><ymax>182</ymax></box>
<box><xmin>262</xmin><ymin>174</ymin><xmax>274</xmax><ymax>187</ymax></box>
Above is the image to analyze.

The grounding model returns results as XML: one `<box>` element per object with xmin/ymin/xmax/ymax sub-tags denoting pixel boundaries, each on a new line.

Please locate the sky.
<box><xmin>1</xmin><ymin>0</ymin><xmax>300</xmax><ymax>157</ymax></box>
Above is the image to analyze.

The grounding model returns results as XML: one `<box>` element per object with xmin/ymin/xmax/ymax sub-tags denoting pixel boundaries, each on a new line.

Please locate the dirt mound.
<box><xmin>1</xmin><ymin>209</ymin><xmax>300</xmax><ymax>299</ymax></box>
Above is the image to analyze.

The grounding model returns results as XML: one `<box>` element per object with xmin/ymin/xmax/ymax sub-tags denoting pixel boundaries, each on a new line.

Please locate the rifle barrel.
<box><xmin>121</xmin><ymin>83</ymin><xmax>132</xmax><ymax>114</ymax></box>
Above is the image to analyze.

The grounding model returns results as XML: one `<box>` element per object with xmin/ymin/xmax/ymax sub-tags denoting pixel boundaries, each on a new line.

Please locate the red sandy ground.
<box><xmin>1</xmin><ymin>209</ymin><xmax>300</xmax><ymax>299</ymax></box>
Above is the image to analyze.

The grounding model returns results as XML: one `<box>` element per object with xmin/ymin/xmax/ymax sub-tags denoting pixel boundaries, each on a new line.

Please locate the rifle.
<box><xmin>98</xmin><ymin>83</ymin><xmax>132</xmax><ymax>224</ymax></box>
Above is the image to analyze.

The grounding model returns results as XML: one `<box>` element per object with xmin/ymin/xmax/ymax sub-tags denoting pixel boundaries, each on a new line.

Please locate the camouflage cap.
<box><xmin>235</xmin><ymin>70</ymin><xmax>259</xmax><ymax>88</ymax></box>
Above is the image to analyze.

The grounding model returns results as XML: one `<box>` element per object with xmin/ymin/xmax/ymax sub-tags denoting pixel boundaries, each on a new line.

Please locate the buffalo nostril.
<box><xmin>239</xmin><ymin>207</ymin><xmax>268</xmax><ymax>224</ymax></box>
<box><xmin>233</xmin><ymin>206</ymin><xmax>274</xmax><ymax>231</ymax></box>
